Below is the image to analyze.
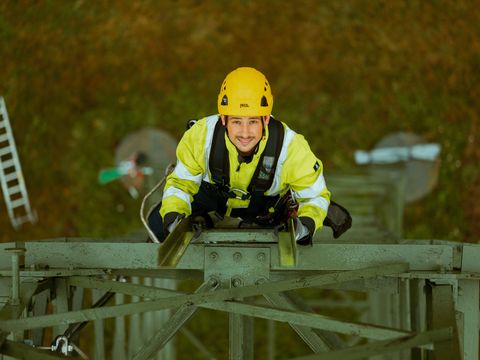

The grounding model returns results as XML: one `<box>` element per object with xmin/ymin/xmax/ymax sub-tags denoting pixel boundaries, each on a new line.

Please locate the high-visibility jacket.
<box><xmin>160</xmin><ymin>115</ymin><xmax>331</xmax><ymax>233</ymax></box>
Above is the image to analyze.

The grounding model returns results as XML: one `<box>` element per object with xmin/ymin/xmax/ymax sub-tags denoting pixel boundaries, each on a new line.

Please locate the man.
<box><xmin>152</xmin><ymin>67</ymin><xmax>332</xmax><ymax>245</ymax></box>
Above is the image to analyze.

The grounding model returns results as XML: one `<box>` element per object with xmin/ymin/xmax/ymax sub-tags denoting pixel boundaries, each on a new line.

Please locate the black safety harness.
<box><xmin>200</xmin><ymin>116</ymin><xmax>284</xmax><ymax>220</ymax></box>
<box><xmin>187</xmin><ymin>116</ymin><xmax>352</xmax><ymax>236</ymax></box>
<box><xmin>175</xmin><ymin>116</ymin><xmax>352</xmax><ymax>239</ymax></box>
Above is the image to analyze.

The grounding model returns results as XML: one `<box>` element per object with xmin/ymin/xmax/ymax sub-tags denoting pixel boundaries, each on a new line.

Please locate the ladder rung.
<box><xmin>13</xmin><ymin>215</ymin><xmax>34</xmax><ymax>225</ymax></box>
<box><xmin>4</xmin><ymin>172</ymin><xmax>18</xmax><ymax>182</ymax></box>
<box><xmin>0</xmin><ymin>121</ymin><xmax>6</xmax><ymax>129</ymax></box>
<box><xmin>8</xmin><ymin>185</ymin><xmax>21</xmax><ymax>196</ymax></box>
<box><xmin>10</xmin><ymin>198</ymin><xmax>26</xmax><ymax>208</ymax></box>
<box><xmin>1</xmin><ymin>159</ymin><xmax>15</xmax><ymax>170</ymax></box>
<box><xmin>0</xmin><ymin>146</ymin><xmax>12</xmax><ymax>157</ymax></box>
<box><xmin>0</xmin><ymin>133</ymin><xmax>9</xmax><ymax>143</ymax></box>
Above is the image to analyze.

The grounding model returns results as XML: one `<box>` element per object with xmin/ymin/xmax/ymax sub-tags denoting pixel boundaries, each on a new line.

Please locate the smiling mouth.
<box><xmin>237</xmin><ymin>138</ymin><xmax>253</xmax><ymax>145</ymax></box>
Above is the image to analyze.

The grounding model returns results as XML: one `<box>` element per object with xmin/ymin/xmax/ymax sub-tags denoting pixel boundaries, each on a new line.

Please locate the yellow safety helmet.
<box><xmin>217</xmin><ymin>67</ymin><xmax>273</xmax><ymax>116</ymax></box>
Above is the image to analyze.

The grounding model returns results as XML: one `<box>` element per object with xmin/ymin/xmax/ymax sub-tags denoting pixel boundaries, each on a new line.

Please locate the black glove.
<box><xmin>163</xmin><ymin>212</ymin><xmax>184</xmax><ymax>238</ymax></box>
<box><xmin>295</xmin><ymin>216</ymin><xmax>315</xmax><ymax>246</ymax></box>
<box><xmin>323</xmin><ymin>200</ymin><xmax>352</xmax><ymax>239</ymax></box>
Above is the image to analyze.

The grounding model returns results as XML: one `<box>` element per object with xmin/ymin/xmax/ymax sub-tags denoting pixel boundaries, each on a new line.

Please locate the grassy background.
<box><xmin>1</xmin><ymin>1</ymin><xmax>480</xmax><ymax>358</ymax></box>
<box><xmin>1</xmin><ymin>1</ymin><xmax>479</xmax><ymax>243</ymax></box>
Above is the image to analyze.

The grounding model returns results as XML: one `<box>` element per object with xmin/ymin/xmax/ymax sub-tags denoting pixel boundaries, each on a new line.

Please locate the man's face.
<box><xmin>221</xmin><ymin>115</ymin><xmax>270</xmax><ymax>155</ymax></box>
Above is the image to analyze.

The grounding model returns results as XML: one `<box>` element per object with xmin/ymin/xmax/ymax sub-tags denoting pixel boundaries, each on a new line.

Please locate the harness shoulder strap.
<box><xmin>248</xmin><ymin>117</ymin><xmax>285</xmax><ymax>194</ymax></box>
<box><xmin>242</xmin><ymin>117</ymin><xmax>285</xmax><ymax>221</ymax></box>
<box><xmin>209</xmin><ymin>117</ymin><xmax>229</xmax><ymax>186</ymax></box>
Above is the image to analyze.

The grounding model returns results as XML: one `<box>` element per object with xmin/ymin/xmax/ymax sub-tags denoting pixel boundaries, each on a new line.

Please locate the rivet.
<box><xmin>208</xmin><ymin>277</ymin><xmax>219</xmax><ymax>287</ymax></box>
<box><xmin>231</xmin><ymin>277</ymin><xmax>242</xmax><ymax>287</ymax></box>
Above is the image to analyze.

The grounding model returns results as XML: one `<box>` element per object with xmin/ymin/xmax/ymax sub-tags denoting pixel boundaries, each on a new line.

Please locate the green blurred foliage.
<box><xmin>2</xmin><ymin>0</ymin><xmax>478</xmax><ymax>242</ymax></box>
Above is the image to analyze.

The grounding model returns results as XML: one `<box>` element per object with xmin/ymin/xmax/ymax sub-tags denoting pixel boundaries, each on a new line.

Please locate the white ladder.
<box><xmin>0</xmin><ymin>96</ymin><xmax>36</xmax><ymax>229</ymax></box>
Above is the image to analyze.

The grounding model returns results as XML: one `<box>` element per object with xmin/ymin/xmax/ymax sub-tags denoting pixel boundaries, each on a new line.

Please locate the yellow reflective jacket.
<box><xmin>160</xmin><ymin>115</ymin><xmax>330</xmax><ymax>233</ymax></box>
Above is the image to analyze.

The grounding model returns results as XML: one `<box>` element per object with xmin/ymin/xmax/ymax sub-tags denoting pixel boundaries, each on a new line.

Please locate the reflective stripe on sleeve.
<box><xmin>299</xmin><ymin>196</ymin><xmax>329</xmax><ymax>212</ymax></box>
<box><xmin>162</xmin><ymin>187</ymin><xmax>192</xmax><ymax>210</ymax></box>
<box><xmin>174</xmin><ymin>160</ymin><xmax>202</xmax><ymax>184</ymax></box>
<box><xmin>265</xmin><ymin>126</ymin><xmax>296</xmax><ymax>196</ymax></box>
<box><xmin>293</xmin><ymin>174</ymin><xmax>327</xmax><ymax>199</ymax></box>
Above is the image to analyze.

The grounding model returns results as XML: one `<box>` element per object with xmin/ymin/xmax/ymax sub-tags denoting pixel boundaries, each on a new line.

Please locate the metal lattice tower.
<box><xmin>0</xmin><ymin>168</ymin><xmax>478</xmax><ymax>360</ymax></box>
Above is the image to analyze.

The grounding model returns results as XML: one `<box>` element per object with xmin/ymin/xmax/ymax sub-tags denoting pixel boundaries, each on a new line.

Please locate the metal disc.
<box><xmin>115</xmin><ymin>128</ymin><xmax>177</xmax><ymax>191</ymax></box>
<box><xmin>375</xmin><ymin>132</ymin><xmax>440</xmax><ymax>203</ymax></box>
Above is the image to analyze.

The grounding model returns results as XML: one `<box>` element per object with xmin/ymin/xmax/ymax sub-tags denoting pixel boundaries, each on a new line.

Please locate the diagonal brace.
<box><xmin>0</xmin><ymin>263</ymin><xmax>408</xmax><ymax>332</ymax></box>
<box><xmin>70</xmin><ymin>276</ymin><xmax>407</xmax><ymax>340</ymax></box>
<box><xmin>202</xmin><ymin>300</ymin><xmax>410</xmax><ymax>340</ymax></box>
<box><xmin>264</xmin><ymin>291</ymin><xmax>345</xmax><ymax>352</ymax></box>
<box><xmin>292</xmin><ymin>327</ymin><xmax>453</xmax><ymax>360</ymax></box>
<box><xmin>132</xmin><ymin>279</ymin><xmax>218</xmax><ymax>360</ymax></box>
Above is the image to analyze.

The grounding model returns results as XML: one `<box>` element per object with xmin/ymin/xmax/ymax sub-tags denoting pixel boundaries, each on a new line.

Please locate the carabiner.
<box><xmin>228</xmin><ymin>188</ymin><xmax>251</xmax><ymax>200</ymax></box>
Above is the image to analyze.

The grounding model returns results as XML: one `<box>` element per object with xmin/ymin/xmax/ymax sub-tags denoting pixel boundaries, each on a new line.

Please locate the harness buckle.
<box><xmin>228</xmin><ymin>188</ymin><xmax>251</xmax><ymax>200</ymax></box>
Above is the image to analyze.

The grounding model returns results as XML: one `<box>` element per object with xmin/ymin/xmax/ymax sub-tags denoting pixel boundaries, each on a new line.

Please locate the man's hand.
<box><xmin>163</xmin><ymin>212</ymin><xmax>185</xmax><ymax>238</ymax></box>
<box><xmin>323</xmin><ymin>200</ymin><xmax>352</xmax><ymax>239</ymax></box>
<box><xmin>294</xmin><ymin>217</ymin><xmax>315</xmax><ymax>246</ymax></box>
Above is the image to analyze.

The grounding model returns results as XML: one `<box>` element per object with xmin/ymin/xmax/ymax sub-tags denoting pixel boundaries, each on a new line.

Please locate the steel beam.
<box><xmin>158</xmin><ymin>217</ymin><xmax>196</xmax><ymax>267</ymax></box>
<box><xmin>113</xmin><ymin>292</ymin><xmax>127</xmax><ymax>360</ymax></box>
<box><xmin>458</xmin><ymin>243</ymin><xmax>480</xmax><ymax>360</ymax></box>
<box><xmin>67</xmin><ymin>276</ymin><xmax>179</xmax><ymax>298</ymax></box>
<box><xmin>68</xmin><ymin>286</ymin><xmax>84</xmax><ymax>346</ymax></box>
<box><xmin>0</xmin><ymin>269</ymin><xmax>108</xmax><ymax>277</ymax></box>
<box><xmin>0</xmin><ymin>263</ymin><xmax>408</xmax><ymax>332</ymax></box>
<box><xmin>132</xmin><ymin>280</ymin><xmax>218</xmax><ymax>360</ymax></box>
<box><xmin>409</xmin><ymin>279</ymin><xmax>426</xmax><ymax>360</ymax></box>
<box><xmin>128</xmin><ymin>277</ymin><xmax>143</xmax><ymax>359</ymax></box>
<box><xmin>293</xmin><ymin>327</ymin><xmax>453</xmax><ymax>360</ymax></box>
<box><xmin>287</xmin><ymin>244</ymin><xmax>455</xmax><ymax>271</ymax></box>
<box><xmin>264</xmin><ymin>292</ymin><xmax>338</xmax><ymax>352</ymax></box>
<box><xmin>92</xmin><ymin>289</ymin><xmax>106</xmax><ymax>360</ymax></box>
<box><xmin>456</xmin><ymin>279</ymin><xmax>479</xmax><ymax>360</ymax></box>
<box><xmin>180</xmin><ymin>327</ymin><xmax>217</xmax><ymax>360</ymax></box>
<box><xmin>203</xmin><ymin>300</ymin><xmax>410</xmax><ymax>340</ymax></box>
<box><xmin>277</xmin><ymin>217</ymin><xmax>296</xmax><ymax>267</ymax></box>
<box><xmin>426</xmin><ymin>282</ymin><xmax>461</xmax><ymax>360</ymax></box>
<box><xmin>72</xmin><ymin>265</ymin><xmax>408</xmax><ymax>306</ymax></box>
<box><xmin>52</xmin><ymin>279</ymin><xmax>69</xmax><ymax>337</ymax></box>
<box><xmin>281</xmin><ymin>291</ymin><xmax>347</xmax><ymax>350</ymax></box>
<box><xmin>229</xmin><ymin>311</ymin><xmax>254</xmax><ymax>360</ymax></box>
<box><xmin>12</xmin><ymin>241</ymin><xmax>459</xmax><ymax>272</ymax></box>
<box><xmin>0</xmin><ymin>281</ymin><xmax>39</xmax><ymax>347</ymax></box>
<box><xmin>68</xmin><ymin>276</ymin><xmax>410</xmax><ymax>341</ymax></box>
<box><xmin>30</xmin><ymin>290</ymin><xmax>49</xmax><ymax>346</ymax></box>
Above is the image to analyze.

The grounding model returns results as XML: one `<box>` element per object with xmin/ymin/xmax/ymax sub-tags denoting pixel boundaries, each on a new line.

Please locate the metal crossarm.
<box><xmin>0</xmin><ymin>96</ymin><xmax>36</xmax><ymax>229</ymax></box>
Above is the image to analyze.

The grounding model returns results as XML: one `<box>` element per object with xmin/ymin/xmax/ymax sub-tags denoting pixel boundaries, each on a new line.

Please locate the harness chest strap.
<box><xmin>208</xmin><ymin>116</ymin><xmax>285</xmax><ymax>203</ymax></box>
